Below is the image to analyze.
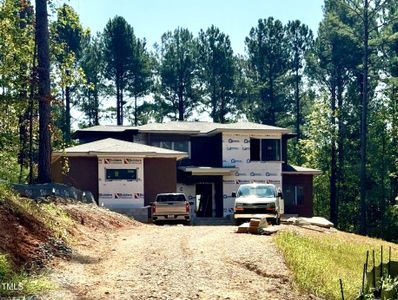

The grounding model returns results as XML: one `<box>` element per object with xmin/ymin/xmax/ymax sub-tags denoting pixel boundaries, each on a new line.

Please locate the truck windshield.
<box><xmin>237</xmin><ymin>186</ymin><xmax>275</xmax><ymax>198</ymax></box>
<box><xmin>156</xmin><ymin>194</ymin><xmax>186</xmax><ymax>202</ymax></box>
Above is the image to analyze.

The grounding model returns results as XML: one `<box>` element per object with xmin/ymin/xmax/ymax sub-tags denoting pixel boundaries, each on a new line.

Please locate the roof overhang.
<box><xmin>208</xmin><ymin>128</ymin><xmax>290</xmax><ymax>135</ymax></box>
<box><xmin>72</xmin><ymin>129</ymin><xmax>139</xmax><ymax>139</ymax></box>
<box><xmin>282</xmin><ymin>171</ymin><xmax>322</xmax><ymax>175</ymax></box>
<box><xmin>178</xmin><ymin>166</ymin><xmax>238</xmax><ymax>176</ymax></box>
<box><xmin>282</xmin><ymin>169</ymin><xmax>322</xmax><ymax>176</ymax></box>
<box><xmin>138</xmin><ymin>130</ymin><xmax>201</xmax><ymax>135</ymax></box>
<box><xmin>283</xmin><ymin>133</ymin><xmax>298</xmax><ymax>139</ymax></box>
<box><xmin>52</xmin><ymin>152</ymin><xmax>188</xmax><ymax>161</ymax></box>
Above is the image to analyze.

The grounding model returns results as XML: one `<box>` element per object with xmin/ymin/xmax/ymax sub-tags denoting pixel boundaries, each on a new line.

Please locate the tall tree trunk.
<box><xmin>380</xmin><ymin>124</ymin><xmax>386</xmax><ymax>233</ymax></box>
<box><xmin>211</xmin><ymin>94</ymin><xmax>217</xmax><ymax>122</ymax></box>
<box><xmin>178</xmin><ymin>83</ymin><xmax>184</xmax><ymax>121</ymax></box>
<box><xmin>360</xmin><ymin>0</ymin><xmax>369</xmax><ymax>235</ymax></box>
<box><xmin>220</xmin><ymin>91</ymin><xmax>226</xmax><ymax>124</ymax></box>
<box><xmin>18</xmin><ymin>1</ymin><xmax>30</xmax><ymax>183</ymax></box>
<box><xmin>116</xmin><ymin>82</ymin><xmax>121</xmax><ymax>125</ymax></box>
<box><xmin>391</xmin><ymin>85</ymin><xmax>398</xmax><ymax>203</ymax></box>
<box><xmin>120</xmin><ymin>87</ymin><xmax>124</xmax><ymax>125</ymax></box>
<box><xmin>29</xmin><ymin>42</ymin><xmax>37</xmax><ymax>184</ymax></box>
<box><xmin>36</xmin><ymin>0</ymin><xmax>52</xmax><ymax>183</ymax></box>
<box><xmin>270</xmin><ymin>76</ymin><xmax>275</xmax><ymax>126</ymax></box>
<box><xmin>295</xmin><ymin>66</ymin><xmax>302</xmax><ymax>165</ymax></box>
<box><xmin>18</xmin><ymin>111</ymin><xmax>29</xmax><ymax>183</ymax></box>
<box><xmin>295</xmin><ymin>68</ymin><xmax>300</xmax><ymax>141</ymax></box>
<box><xmin>134</xmin><ymin>96</ymin><xmax>138</xmax><ymax>126</ymax></box>
<box><xmin>337</xmin><ymin>79</ymin><xmax>345</xmax><ymax>217</ymax></box>
<box><xmin>65</xmin><ymin>69</ymin><xmax>71</xmax><ymax>143</ymax></box>
<box><xmin>94</xmin><ymin>88</ymin><xmax>99</xmax><ymax>125</ymax></box>
<box><xmin>330</xmin><ymin>82</ymin><xmax>338</xmax><ymax>227</ymax></box>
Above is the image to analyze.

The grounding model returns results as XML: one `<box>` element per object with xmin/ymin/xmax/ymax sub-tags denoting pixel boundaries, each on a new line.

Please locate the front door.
<box><xmin>196</xmin><ymin>183</ymin><xmax>213</xmax><ymax>217</ymax></box>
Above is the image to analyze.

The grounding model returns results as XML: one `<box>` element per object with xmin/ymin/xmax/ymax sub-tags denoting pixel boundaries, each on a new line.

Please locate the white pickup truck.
<box><xmin>151</xmin><ymin>193</ymin><xmax>192</xmax><ymax>225</ymax></box>
<box><xmin>233</xmin><ymin>183</ymin><xmax>284</xmax><ymax>225</ymax></box>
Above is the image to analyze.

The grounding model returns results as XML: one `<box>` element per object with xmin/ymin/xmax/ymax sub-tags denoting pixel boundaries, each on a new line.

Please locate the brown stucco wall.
<box><xmin>51</xmin><ymin>156</ymin><xmax>98</xmax><ymax>201</ymax></box>
<box><xmin>144</xmin><ymin>158</ymin><xmax>177</xmax><ymax>206</ymax></box>
<box><xmin>282</xmin><ymin>174</ymin><xmax>313</xmax><ymax>217</ymax></box>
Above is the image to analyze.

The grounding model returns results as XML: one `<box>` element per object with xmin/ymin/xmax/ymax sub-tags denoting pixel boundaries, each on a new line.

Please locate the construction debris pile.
<box><xmin>236</xmin><ymin>218</ymin><xmax>280</xmax><ymax>235</ymax></box>
<box><xmin>236</xmin><ymin>216</ymin><xmax>334</xmax><ymax>235</ymax></box>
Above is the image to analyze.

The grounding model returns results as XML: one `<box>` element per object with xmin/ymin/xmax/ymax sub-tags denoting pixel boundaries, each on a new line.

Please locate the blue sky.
<box><xmin>64</xmin><ymin>0</ymin><xmax>325</xmax><ymax>54</ymax></box>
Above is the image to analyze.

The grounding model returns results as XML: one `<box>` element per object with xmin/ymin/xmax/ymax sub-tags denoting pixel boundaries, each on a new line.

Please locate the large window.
<box><xmin>284</xmin><ymin>185</ymin><xmax>304</xmax><ymax>206</ymax></box>
<box><xmin>250</xmin><ymin>138</ymin><xmax>281</xmax><ymax>161</ymax></box>
<box><xmin>106</xmin><ymin>169</ymin><xmax>137</xmax><ymax>181</ymax></box>
<box><xmin>151</xmin><ymin>140</ymin><xmax>190</xmax><ymax>155</ymax></box>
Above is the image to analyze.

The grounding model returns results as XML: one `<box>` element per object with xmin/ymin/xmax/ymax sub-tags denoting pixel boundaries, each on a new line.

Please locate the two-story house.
<box><xmin>53</xmin><ymin>121</ymin><xmax>320</xmax><ymax>220</ymax></box>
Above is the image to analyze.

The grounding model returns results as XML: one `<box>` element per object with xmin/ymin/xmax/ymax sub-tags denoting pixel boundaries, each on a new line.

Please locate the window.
<box><xmin>106</xmin><ymin>169</ymin><xmax>137</xmax><ymax>181</ymax></box>
<box><xmin>250</xmin><ymin>138</ymin><xmax>260</xmax><ymax>161</ymax></box>
<box><xmin>261</xmin><ymin>139</ymin><xmax>280</xmax><ymax>161</ymax></box>
<box><xmin>151</xmin><ymin>141</ymin><xmax>160</xmax><ymax>148</ymax></box>
<box><xmin>249</xmin><ymin>138</ymin><xmax>281</xmax><ymax>162</ymax></box>
<box><xmin>174</xmin><ymin>141</ymin><xmax>189</xmax><ymax>152</ymax></box>
<box><xmin>161</xmin><ymin>141</ymin><xmax>172</xmax><ymax>149</ymax></box>
<box><xmin>151</xmin><ymin>140</ymin><xmax>190</xmax><ymax>156</ymax></box>
<box><xmin>284</xmin><ymin>185</ymin><xmax>304</xmax><ymax>205</ymax></box>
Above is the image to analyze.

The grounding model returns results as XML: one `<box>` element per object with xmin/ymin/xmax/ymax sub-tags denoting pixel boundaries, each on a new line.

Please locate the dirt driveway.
<box><xmin>48</xmin><ymin>225</ymin><xmax>310</xmax><ymax>300</ymax></box>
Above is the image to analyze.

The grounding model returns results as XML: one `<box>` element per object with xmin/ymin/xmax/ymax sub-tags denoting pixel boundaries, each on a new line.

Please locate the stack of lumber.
<box><xmin>236</xmin><ymin>218</ymin><xmax>280</xmax><ymax>235</ymax></box>
<box><xmin>249</xmin><ymin>218</ymin><xmax>261</xmax><ymax>233</ymax></box>
<box><xmin>236</xmin><ymin>222</ymin><xmax>250</xmax><ymax>233</ymax></box>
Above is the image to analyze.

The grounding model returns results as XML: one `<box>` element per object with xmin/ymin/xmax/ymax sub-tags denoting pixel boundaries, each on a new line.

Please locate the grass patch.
<box><xmin>0</xmin><ymin>254</ymin><xmax>54</xmax><ymax>297</ymax></box>
<box><xmin>274</xmin><ymin>230</ymin><xmax>396</xmax><ymax>299</ymax></box>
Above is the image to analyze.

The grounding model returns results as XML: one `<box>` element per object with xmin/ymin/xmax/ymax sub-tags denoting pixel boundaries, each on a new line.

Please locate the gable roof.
<box><xmin>52</xmin><ymin>138</ymin><xmax>187</xmax><ymax>160</ymax></box>
<box><xmin>137</xmin><ymin>121</ymin><xmax>290</xmax><ymax>135</ymax></box>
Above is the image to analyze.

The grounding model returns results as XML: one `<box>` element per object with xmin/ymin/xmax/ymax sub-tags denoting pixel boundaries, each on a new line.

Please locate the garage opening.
<box><xmin>196</xmin><ymin>183</ymin><xmax>213</xmax><ymax>217</ymax></box>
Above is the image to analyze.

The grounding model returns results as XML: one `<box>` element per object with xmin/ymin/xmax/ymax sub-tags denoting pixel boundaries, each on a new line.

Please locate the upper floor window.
<box><xmin>151</xmin><ymin>140</ymin><xmax>190</xmax><ymax>156</ymax></box>
<box><xmin>250</xmin><ymin>138</ymin><xmax>281</xmax><ymax>161</ymax></box>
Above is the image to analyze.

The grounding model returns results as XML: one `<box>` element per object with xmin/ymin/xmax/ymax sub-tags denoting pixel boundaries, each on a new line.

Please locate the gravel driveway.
<box><xmin>48</xmin><ymin>225</ymin><xmax>309</xmax><ymax>300</ymax></box>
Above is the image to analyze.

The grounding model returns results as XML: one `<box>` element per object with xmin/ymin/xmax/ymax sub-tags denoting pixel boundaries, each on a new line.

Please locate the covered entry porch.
<box><xmin>177</xmin><ymin>166</ymin><xmax>237</xmax><ymax>218</ymax></box>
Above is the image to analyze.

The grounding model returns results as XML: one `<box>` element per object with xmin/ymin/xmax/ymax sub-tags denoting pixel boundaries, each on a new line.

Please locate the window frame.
<box><xmin>151</xmin><ymin>140</ymin><xmax>191</xmax><ymax>158</ymax></box>
<box><xmin>249</xmin><ymin>138</ymin><xmax>281</xmax><ymax>162</ymax></box>
<box><xmin>105</xmin><ymin>168</ymin><xmax>137</xmax><ymax>181</ymax></box>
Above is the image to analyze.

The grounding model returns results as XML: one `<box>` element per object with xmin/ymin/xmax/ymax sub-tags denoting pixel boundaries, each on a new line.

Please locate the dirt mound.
<box><xmin>62</xmin><ymin>203</ymin><xmax>142</xmax><ymax>229</ymax></box>
<box><xmin>0</xmin><ymin>194</ymin><xmax>141</xmax><ymax>272</ymax></box>
<box><xmin>0</xmin><ymin>201</ymin><xmax>72</xmax><ymax>270</ymax></box>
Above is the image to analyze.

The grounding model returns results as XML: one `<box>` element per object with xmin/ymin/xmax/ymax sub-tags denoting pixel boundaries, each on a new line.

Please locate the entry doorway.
<box><xmin>196</xmin><ymin>183</ymin><xmax>213</xmax><ymax>217</ymax></box>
